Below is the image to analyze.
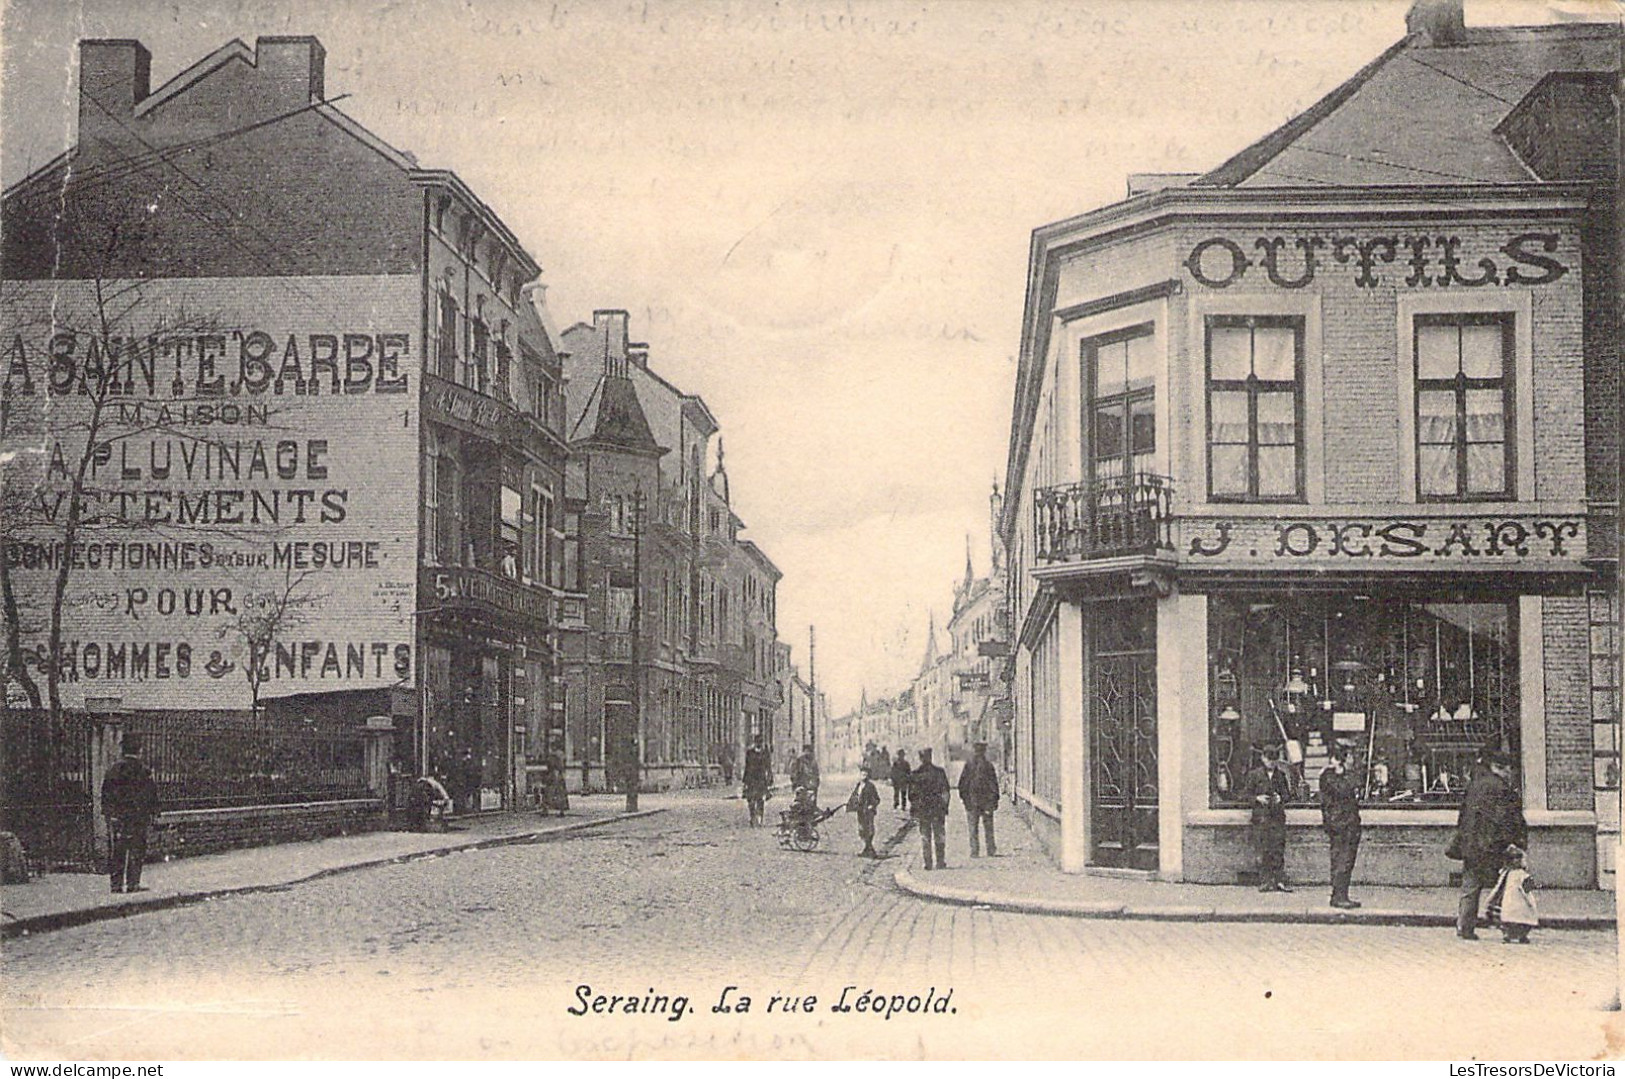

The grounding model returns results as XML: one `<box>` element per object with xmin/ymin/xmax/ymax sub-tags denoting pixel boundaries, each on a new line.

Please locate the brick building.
<box><xmin>1001</xmin><ymin>2</ymin><xmax>1619</xmax><ymax>886</ymax></box>
<box><xmin>558</xmin><ymin>312</ymin><xmax>783</xmax><ymax>791</ymax></box>
<box><xmin>0</xmin><ymin>36</ymin><xmax>568</xmax><ymax>853</ymax></box>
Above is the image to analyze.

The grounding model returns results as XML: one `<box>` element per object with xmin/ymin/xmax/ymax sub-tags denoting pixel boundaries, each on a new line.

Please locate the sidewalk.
<box><xmin>2</xmin><ymin>796</ymin><xmax>662</xmax><ymax>939</ymax></box>
<box><xmin>890</xmin><ymin>806</ymin><xmax>1616</xmax><ymax>929</ymax></box>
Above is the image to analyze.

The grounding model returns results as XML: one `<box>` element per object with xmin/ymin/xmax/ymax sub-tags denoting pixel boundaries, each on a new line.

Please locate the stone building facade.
<box><xmin>557</xmin><ymin>312</ymin><xmax>784</xmax><ymax>791</ymax></box>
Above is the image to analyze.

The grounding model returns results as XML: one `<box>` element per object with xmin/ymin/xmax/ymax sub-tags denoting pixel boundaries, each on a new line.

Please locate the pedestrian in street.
<box><xmin>1451</xmin><ymin>748</ymin><xmax>1527</xmax><ymax>940</ymax></box>
<box><xmin>911</xmin><ymin>747</ymin><xmax>950</xmax><ymax>870</ymax></box>
<box><xmin>848</xmin><ymin>765</ymin><xmax>881</xmax><ymax>857</ymax></box>
<box><xmin>790</xmin><ymin>743</ymin><xmax>820</xmax><ymax>799</ymax></box>
<box><xmin>543</xmin><ymin>752</ymin><xmax>570</xmax><ymax>817</ymax></box>
<box><xmin>957</xmin><ymin>740</ymin><xmax>1000</xmax><ymax>857</ymax></box>
<box><xmin>1241</xmin><ymin>743</ymin><xmax>1293</xmax><ymax>892</ymax></box>
<box><xmin>1319</xmin><ymin>741</ymin><xmax>1362</xmax><ymax>908</ymax></box>
<box><xmin>408</xmin><ymin>774</ymin><xmax>453</xmax><ymax>831</ymax></box>
<box><xmin>101</xmin><ymin>734</ymin><xmax>159</xmax><ymax>894</ymax></box>
<box><xmin>891</xmin><ymin>747</ymin><xmax>912</xmax><ymax>811</ymax></box>
<box><xmin>457</xmin><ymin>747</ymin><xmax>482</xmax><ymax>814</ymax></box>
<box><xmin>1487</xmin><ymin>844</ymin><xmax>1538</xmax><ymax>944</ymax></box>
<box><xmin>742</xmin><ymin>737</ymin><xmax>771</xmax><ymax>827</ymax></box>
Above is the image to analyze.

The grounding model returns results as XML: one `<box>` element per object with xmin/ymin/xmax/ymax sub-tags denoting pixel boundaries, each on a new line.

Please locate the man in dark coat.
<box><xmin>1241</xmin><ymin>743</ymin><xmax>1293</xmax><ymax>892</ymax></box>
<box><xmin>742</xmin><ymin>738</ymin><xmax>771</xmax><ymax>827</ymax></box>
<box><xmin>1318</xmin><ymin>741</ymin><xmax>1362</xmax><ymax>908</ymax></box>
<box><xmin>891</xmin><ymin>747</ymin><xmax>912</xmax><ymax>811</ymax></box>
<box><xmin>101</xmin><ymin>735</ymin><xmax>159</xmax><ymax>894</ymax></box>
<box><xmin>790</xmin><ymin>743</ymin><xmax>820</xmax><ymax>798</ymax></box>
<box><xmin>911</xmin><ymin>747</ymin><xmax>951</xmax><ymax>870</ymax></box>
<box><xmin>957</xmin><ymin>741</ymin><xmax>1000</xmax><ymax>857</ymax></box>
<box><xmin>1454</xmin><ymin>749</ymin><xmax>1527</xmax><ymax>939</ymax></box>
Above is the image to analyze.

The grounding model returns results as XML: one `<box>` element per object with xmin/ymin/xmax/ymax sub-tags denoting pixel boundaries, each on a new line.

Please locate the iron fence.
<box><xmin>0</xmin><ymin>710</ymin><xmax>97</xmax><ymax>868</ymax></box>
<box><xmin>126</xmin><ymin>713</ymin><xmax>372</xmax><ymax>811</ymax></box>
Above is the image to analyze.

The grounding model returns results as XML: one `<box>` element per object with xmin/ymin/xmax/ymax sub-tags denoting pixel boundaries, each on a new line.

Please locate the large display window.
<box><xmin>1208</xmin><ymin>593</ymin><xmax>1516</xmax><ymax>808</ymax></box>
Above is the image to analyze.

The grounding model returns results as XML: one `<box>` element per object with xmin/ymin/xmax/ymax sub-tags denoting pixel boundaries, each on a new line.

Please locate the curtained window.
<box><xmin>1206</xmin><ymin>315</ymin><xmax>1303</xmax><ymax>501</ymax></box>
<box><xmin>1415</xmin><ymin>314</ymin><xmax>1512</xmax><ymax>500</ymax></box>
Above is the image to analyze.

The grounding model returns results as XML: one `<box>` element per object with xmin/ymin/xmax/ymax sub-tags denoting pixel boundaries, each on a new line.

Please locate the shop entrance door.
<box><xmin>1089</xmin><ymin>601</ymin><xmax>1158</xmax><ymax>870</ymax></box>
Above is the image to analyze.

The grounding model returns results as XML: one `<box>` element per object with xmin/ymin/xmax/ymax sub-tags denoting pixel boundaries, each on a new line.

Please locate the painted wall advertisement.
<box><xmin>1</xmin><ymin>276</ymin><xmax>421</xmax><ymax>710</ymax></box>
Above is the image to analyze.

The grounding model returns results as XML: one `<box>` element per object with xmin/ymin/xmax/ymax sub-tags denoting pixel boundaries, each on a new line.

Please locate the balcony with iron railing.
<box><xmin>1033</xmin><ymin>473</ymin><xmax>1174</xmax><ymax>564</ymax></box>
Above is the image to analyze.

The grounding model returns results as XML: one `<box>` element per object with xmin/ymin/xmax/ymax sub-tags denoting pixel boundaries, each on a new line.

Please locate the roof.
<box><xmin>999</xmin><ymin>15</ymin><xmax>1622</xmax><ymax>544</ymax></box>
<box><xmin>578</xmin><ymin>375</ymin><xmax>664</xmax><ymax>456</ymax></box>
<box><xmin>1196</xmin><ymin>22</ymin><xmax>1621</xmax><ymax>188</ymax></box>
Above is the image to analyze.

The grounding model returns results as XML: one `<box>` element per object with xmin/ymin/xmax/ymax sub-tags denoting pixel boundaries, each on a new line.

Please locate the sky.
<box><xmin>1</xmin><ymin>0</ymin><xmax>1610</xmax><ymax>713</ymax></box>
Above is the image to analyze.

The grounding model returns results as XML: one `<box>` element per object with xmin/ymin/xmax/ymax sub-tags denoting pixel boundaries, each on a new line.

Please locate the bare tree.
<box><xmin>218</xmin><ymin>568</ymin><xmax>319</xmax><ymax>721</ymax></box>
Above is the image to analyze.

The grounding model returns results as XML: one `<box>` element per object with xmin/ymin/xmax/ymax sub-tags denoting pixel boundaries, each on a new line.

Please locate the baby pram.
<box><xmin>776</xmin><ymin>788</ymin><xmax>843</xmax><ymax>851</ymax></box>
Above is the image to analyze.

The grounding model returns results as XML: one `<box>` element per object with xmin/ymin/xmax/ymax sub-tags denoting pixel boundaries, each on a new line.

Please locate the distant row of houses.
<box><xmin>825</xmin><ymin>487</ymin><xmax>1009</xmax><ymax>781</ymax></box>
<box><xmin>0</xmin><ymin>35</ymin><xmax>809</xmax><ymax>861</ymax></box>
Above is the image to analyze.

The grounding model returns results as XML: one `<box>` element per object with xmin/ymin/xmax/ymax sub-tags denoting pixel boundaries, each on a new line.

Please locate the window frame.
<box><xmin>1412</xmin><ymin>312</ymin><xmax>1516</xmax><ymax>503</ymax></box>
<box><xmin>1204</xmin><ymin>314</ymin><xmax>1306</xmax><ymax>504</ymax></box>
<box><xmin>1081</xmin><ymin>323</ymin><xmax>1156</xmax><ymax>483</ymax></box>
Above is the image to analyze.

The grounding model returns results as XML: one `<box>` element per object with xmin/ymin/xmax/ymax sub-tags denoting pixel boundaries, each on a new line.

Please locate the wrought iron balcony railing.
<box><xmin>1033</xmin><ymin>473</ymin><xmax>1173</xmax><ymax>563</ymax></box>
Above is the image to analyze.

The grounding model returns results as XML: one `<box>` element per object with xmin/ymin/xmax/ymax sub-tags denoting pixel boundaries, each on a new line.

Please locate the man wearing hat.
<box><xmin>957</xmin><ymin>740</ymin><xmax>1000</xmax><ymax>857</ymax></box>
<box><xmin>1319</xmin><ymin>741</ymin><xmax>1362</xmax><ymax>908</ymax></box>
<box><xmin>911</xmin><ymin>747</ymin><xmax>951</xmax><ymax>870</ymax></box>
<box><xmin>1241</xmin><ymin>743</ymin><xmax>1293</xmax><ymax>892</ymax></box>
<box><xmin>101</xmin><ymin>734</ymin><xmax>159</xmax><ymax>894</ymax></box>
<box><xmin>1453</xmin><ymin>748</ymin><xmax>1527</xmax><ymax>939</ymax></box>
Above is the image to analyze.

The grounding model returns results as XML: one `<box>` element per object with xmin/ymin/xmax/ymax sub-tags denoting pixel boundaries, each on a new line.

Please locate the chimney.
<box><xmin>255</xmin><ymin>36</ymin><xmax>326</xmax><ymax>104</ymax></box>
<box><xmin>1405</xmin><ymin>0</ymin><xmax>1466</xmax><ymax>47</ymax></box>
<box><xmin>593</xmin><ymin>310</ymin><xmax>629</xmax><ymax>379</ymax></box>
<box><xmin>628</xmin><ymin>343</ymin><xmax>649</xmax><ymax>370</ymax></box>
<box><xmin>78</xmin><ymin>40</ymin><xmax>151</xmax><ymax>145</ymax></box>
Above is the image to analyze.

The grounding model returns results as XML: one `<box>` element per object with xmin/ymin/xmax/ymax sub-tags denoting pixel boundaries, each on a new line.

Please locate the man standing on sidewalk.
<box><xmin>101</xmin><ymin>735</ymin><xmax>159</xmax><ymax>894</ymax></box>
<box><xmin>957</xmin><ymin>741</ymin><xmax>1000</xmax><ymax>857</ymax></box>
<box><xmin>1242</xmin><ymin>743</ymin><xmax>1293</xmax><ymax>893</ymax></box>
<box><xmin>911</xmin><ymin>747</ymin><xmax>950</xmax><ymax>870</ymax></box>
<box><xmin>1319</xmin><ymin>741</ymin><xmax>1362</xmax><ymax>908</ymax></box>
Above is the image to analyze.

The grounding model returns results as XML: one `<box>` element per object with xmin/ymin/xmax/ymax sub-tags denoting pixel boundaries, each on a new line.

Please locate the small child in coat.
<box><xmin>850</xmin><ymin>767</ymin><xmax>882</xmax><ymax>857</ymax></box>
<box><xmin>1492</xmin><ymin>844</ymin><xmax>1538</xmax><ymax>944</ymax></box>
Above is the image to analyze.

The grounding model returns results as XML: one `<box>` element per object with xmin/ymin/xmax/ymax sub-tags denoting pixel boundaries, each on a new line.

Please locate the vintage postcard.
<box><xmin>0</xmin><ymin>0</ymin><xmax>1621</xmax><ymax>1062</ymax></box>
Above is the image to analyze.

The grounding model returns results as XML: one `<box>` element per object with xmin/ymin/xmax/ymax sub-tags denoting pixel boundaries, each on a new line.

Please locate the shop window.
<box><xmin>1206</xmin><ymin>316</ymin><xmax>1303</xmax><ymax>502</ymax></box>
<box><xmin>1207</xmin><ymin>594</ymin><xmax>1517</xmax><ymax>809</ymax></box>
<box><xmin>1084</xmin><ymin>325</ymin><xmax>1156</xmax><ymax>483</ymax></box>
<box><xmin>1415</xmin><ymin>314</ymin><xmax>1513</xmax><ymax>500</ymax></box>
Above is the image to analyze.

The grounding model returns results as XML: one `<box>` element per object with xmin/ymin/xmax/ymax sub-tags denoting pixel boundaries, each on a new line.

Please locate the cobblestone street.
<box><xmin>3</xmin><ymin>795</ymin><xmax>1618</xmax><ymax>1060</ymax></box>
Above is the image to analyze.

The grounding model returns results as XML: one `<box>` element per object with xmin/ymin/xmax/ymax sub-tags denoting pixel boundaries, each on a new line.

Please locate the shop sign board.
<box><xmin>1180</xmin><ymin>513</ymin><xmax>1585</xmax><ymax>567</ymax></box>
<box><xmin>423</xmin><ymin>564</ymin><xmax>551</xmax><ymax>623</ymax></box>
<box><xmin>0</xmin><ymin>276</ymin><xmax>422</xmax><ymax>709</ymax></box>
<box><xmin>1183</xmin><ymin>231</ymin><xmax>1570</xmax><ymax>291</ymax></box>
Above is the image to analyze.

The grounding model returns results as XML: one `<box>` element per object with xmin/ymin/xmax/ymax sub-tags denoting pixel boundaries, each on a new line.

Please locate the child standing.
<box><xmin>1490</xmin><ymin>844</ymin><xmax>1538</xmax><ymax>944</ymax></box>
<box><xmin>849</xmin><ymin>766</ymin><xmax>882</xmax><ymax>858</ymax></box>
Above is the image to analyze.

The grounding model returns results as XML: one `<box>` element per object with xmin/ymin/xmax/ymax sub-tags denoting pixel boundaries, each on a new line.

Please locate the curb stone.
<box><xmin>2</xmin><ymin>808</ymin><xmax>664</xmax><ymax>940</ymax></box>
<box><xmin>891</xmin><ymin>868</ymin><xmax>1614</xmax><ymax>929</ymax></box>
